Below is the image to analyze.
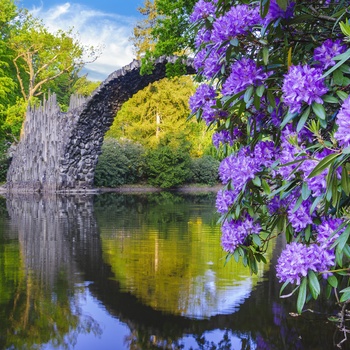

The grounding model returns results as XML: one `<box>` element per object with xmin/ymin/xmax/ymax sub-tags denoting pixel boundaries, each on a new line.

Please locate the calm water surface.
<box><xmin>0</xmin><ymin>192</ymin><xmax>347</xmax><ymax>349</ymax></box>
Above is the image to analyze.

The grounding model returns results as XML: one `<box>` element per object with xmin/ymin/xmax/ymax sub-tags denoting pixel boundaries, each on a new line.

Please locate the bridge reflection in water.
<box><xmin>0</xmin><ymin>193</ymin><xmax>341</xmax><ymax>349</ymax></box>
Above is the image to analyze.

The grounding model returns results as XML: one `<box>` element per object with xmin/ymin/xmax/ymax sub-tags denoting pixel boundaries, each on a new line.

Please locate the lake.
<box><xmin>0</xmin><ymin>192</ymin><xmax>346</xmax><ymax>349</ymax></box>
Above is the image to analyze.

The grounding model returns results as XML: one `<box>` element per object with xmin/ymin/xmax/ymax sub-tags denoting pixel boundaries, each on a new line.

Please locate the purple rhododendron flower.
<box><xmin>189</xmin><ymin>84</ymin><xmax>216</xmax><ymax>113</ymax></box>
<box><xmin>221</xmin><ymin>215</ymin><xmax>261</xmax><ymax>253</ymax></box>
<box><xmin>190</xmin><ymin>0</ymin><xmax>216</xmax><ymax>23</ymax></box>
<box><xmin>201</xmin><ymin>101</ymin><xmax>219</xmax><ymax>125</ymax></box>
<box><xmin>222</xmin><ymin>58</ymin><xmax>271</xmax><ymax>96</ymax></box>
<box><xmin>334</xmin><ymin>97</ymin><xmax>350</xmax><ymax>147</ymax></box>
<box><xmin>276</xmin><ymin>242</ymin><xmax>310</xmax><ymax>284</ymax></box>
<box><xmin>202</xmin><ymin>46</ymin><xmax>224</xmax><ymax>79</ymax></box>
<box><xmin>268</xmin><ymin>195</ymin><xmax>291</xmax><ymax>215</ymax></box>
<box><xmin>211</xmin><ymin>4</ymin><xmax>260</xmax><ymax>44</ymax></box>
<box><xmin>314</xmin><ymin>39</ymin><xmax>346</xmax><ymax>70</ymax></box>
<box><xmin>216</xmin><ymin>189</ymin><xmax>237</xmax><ymax>214</ymax></box>
<box><xmin>195</xmin><ymin>28</ymin><xmax>212</xmax><ymax>49</ymax></box>
<box><xmin>219</xmin><ymin>148</ymin><xmax>260</xmax><ymax>190</ymax></box>
<box><xmin>287</xmin><ymin>198</ymin><xmax>313</xmax><ymax>233</ymax></box>
<box><xmin>212</xmin><ymin>129</ymin><xmax>240</xmax><ymax>148</ymax></box>
<box><xmin>254</xmin><ymin>140</ymin><xmax>277</xmax><ymax>168</ymax></box>
<box><xmin>193</xmin><ymin>48</ymin><xmax>207</xmax><ymax>71</ymax></box>
<box><xmin>219</xmin><ymin>142</ymin><xmax>276</xmax><ymax>191</ymax></box>
<box><xmin>300</xmin><ymin>149</ymin><xmax>334</xmax><ymax>197</ymax></box>
<box><xmin>263</xmin><ymin>0</ymin><xmax>295</xmax><ymax>24</ymax></box>
<box><xmin>276</xmin><ymin>242</ymin><xmax>335</xmax><ymax>285</ymax></box>
<box><xmin>277</xmin><ymin>126</ymin><xmax>305</xmax><ymax>180</ymax></box>
<box><xmin>316</xmin><ymin>217</ymin><xmax>345</xmax><ymax>248</ymax></box>
<box><xmin>282</xmin><ymin>64</ymin><xmax>328</xmax><ymax>113</ymax></box>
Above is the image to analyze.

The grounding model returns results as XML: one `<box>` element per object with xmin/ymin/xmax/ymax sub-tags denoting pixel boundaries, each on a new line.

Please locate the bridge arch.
<box><xmin>6</xmin><ymin>56</ymin><xmax>195</xmax><ymax>192</ymax></box>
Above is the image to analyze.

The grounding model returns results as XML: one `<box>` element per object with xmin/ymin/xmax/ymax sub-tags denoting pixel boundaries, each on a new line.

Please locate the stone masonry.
<box><xmin>5</xmin><ymin>56</ymin><xmax>195</xmax><ymax>192</ymax></box>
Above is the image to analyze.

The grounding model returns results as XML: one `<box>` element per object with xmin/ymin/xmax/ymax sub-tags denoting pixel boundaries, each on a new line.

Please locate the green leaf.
<box><xmin>340</xmin><ymin>286</ymin><xmax>350</xmax><ymax>294</ymax></box>
<box><xmin>307</xmin><ymin>152</ymin><xmax>340</xmax><ymax>179</ymax></box>
<box><xmin>297</xmin><ymin>107</ymin><xmax>310</xmax><ymax>132</ymax></box>
<box><xmin>301</xmin><ymin>182</ymin><xmax>311</xmax><ymax>200</ymax></box>
<box><xmin>252</xmin><ymin>234</ymin><xmax>261</xmax><ymax>246</ymax></box>
<box><xmin>308</xmin><ymin>270</ymin><xmax>320</xmax><ymax>299</ymax></box>
<box><xmin>261</xmin><ymin>178</ymin><xmax>271</xmax><ymax>194</ymax></box>
<box><xmin>230</xmin><ymin>38</ymin><xmax>239</xmax><ymax>46</ymax></box>
<box><xmin>336</xmin><ymin>90</ymin><xmax>349</xmax><ymax>101</ymax></box>
<box><xmin>262</xmin><ymin>46</ymin><xmax>269</xmax><ymax>65</ymax></box>
<box><xmin>266</xmin><ymin>89</ymin><xmax>276</xmax><ymax>108</ymax></box>
<box><xmin>322</xmin><ymin>49</ymin><xmax>350</xmax><ymax>79</ymax></box>
<box><xmin>333</xmin><ymin>69</ymin><xmax>344</xmax><ymax>86</ymax></box>
<box><xmin>280</xmin><ymin>280</ymin><xmax>290</xmax><ymax>296</ymax></box>
<box><xmin>276</xmin><ymin>0</ymin><xmax>288</xmax><ymax>11</ymax></box>
<box><xmin>233</xmin><ymin>249</ymin><xmax>240</xmax><ymax>263</ymax></box>
<box><xmin>340</xmin><ymin>291</ymin><xmax>350</xmax><ymax>303</ymax></box>
<box><xmin>244</xmin><ymin>86</ymin><xmax>254</xmax><ymax>103</ymax></box>
<box><xmin>333</xmin><ymin>225</ymin><xmax>350</xmax><ymax>251</ymax></box>
<box><xmin>297</xmin><ymin>278</ymin><xmax>307</xmax><ymax>314</ymax></box>
<box><xmin>256</xmin><ymin>85</ymin><xmax>265</xmax><ymax>98</ymax></box>
<box><xmin>252</xmin><ymin>176</ymin><xmax>261</xmax><ymax>187</ymax></box>
<box><xmin>312</xmin><ymin>102</ymin><xmax>326</xmax><ymax>120</ymax></box>
<box><xmin>327</xmin><ymin>275</ymin><xmax>338</xmax><ymax>288</ymax></box>
<box><xmin>341</xmin><ymin>166</ymin><xmax>350</xmax><ymax>196</ymax></box>
<box><xmin>292</xmin><ymin>194</ymin><xmax>303</xmax><ymax>213</ymax></box>
<box><xmin>310</xmin><ymin>196</ymin><xmax>322</xmax><ymax>214</ymax></box>
<box><xmin>322</xmin><ymin>95</ymin><xmax>340</xmax><ymax>104</ymax></box>
<box><xmin>336</xmin><ymin>246</ymin><xmax>343</xmax><ymax>267</ymax></box>
<box><xmin>281</xmin><ymin>110</ymin><xmax>297</xmax><ymax>128</ymax></box>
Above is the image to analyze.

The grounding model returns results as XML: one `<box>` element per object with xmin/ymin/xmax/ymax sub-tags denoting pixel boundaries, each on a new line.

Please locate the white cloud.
<box><xmin>28</xmin><ymin>2</ymin><xmax>137</xmax><ymax>81</ymax></box>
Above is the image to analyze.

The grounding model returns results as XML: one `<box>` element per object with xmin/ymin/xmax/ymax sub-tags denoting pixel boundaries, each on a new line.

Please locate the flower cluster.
<box><xmin>282</xmin><ymin>64</ymin><xmax>328</xmax><ymax>113</ymax></box>
<box><xmin>316</xmin><ymin>217</ymin><xmax>345</xmax><ymax>248</ymax></box>
<box><xmin>300</xmin><ymin>149</ymin><xmax>335</xmax><ymax>197</ymax></box>
<box><xmin>221</xmin><ymin>215</ymin><xmax>261</xmax><ymax>253</ymax></box>
<box><xmin>222</xmin><ymin>58</ymin><xmax>271</xmax><ymax>96</ymax></box>
<box><xmin>263</xmin><ymin>0</ymin><xmax>295</xmax><ymax>25</ymax></box>
<box><xmin>210</xmin><ymin>4</ymin><xmax>260</xmax><ymax>44</ymax></box>
<box><xmin>287</xmin><ymin>198</ymin><xmax>313</xmax><ymax>233</ymax></box>
<box><xmin>219</xmin><ymin>149</ymin><xmax>260</xmax><ymax>190</ymax></box>
<box><xmin>212</xmin><ymin>129</ymin><xmax>240</xmax><ymax>148</ymax></box>
<box><xmin>216</xmin><ymin>189</ymin><xmax>237</xmax><ymax>214</ymax></box>
<box><xmin>276</xmin><ymin>242</ymin><xmax>335</xmax><ymax>285</ymax></box>
<box><xmin>334</xmin><ymin>97</ymin><xmax>350</xmax><ymax>148</ymax></box>
<box><xmin>189</xmin><ymin>84</ymin><xmax>218</xmax><ymax>125</ymax></box>
<box><xmin>190</xmin><ymin>0</ymin><xmax>217</xmax><ymax>23</ymax></box>
<box><xmin>314</xmin><ymin>39</ymin><xmax>346</xmax><ymax>70</ymax></box>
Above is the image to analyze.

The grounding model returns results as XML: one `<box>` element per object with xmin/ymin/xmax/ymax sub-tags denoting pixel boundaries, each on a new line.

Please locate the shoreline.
<box><xmin>97</xmin><ymin>184</ymin><xmax>222</xmax><ymax>194</ymax></box>
<box><xmin>0</xmin><ymin>183</ymin><xmax>222</xmax><ymax>195</ymax></box>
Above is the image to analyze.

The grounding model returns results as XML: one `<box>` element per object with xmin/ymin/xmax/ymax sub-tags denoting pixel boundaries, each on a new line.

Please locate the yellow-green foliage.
<box><xmin>106</xmin><ymin>76</ymin><xmax>213</xmax><ymax>156</ymax></box>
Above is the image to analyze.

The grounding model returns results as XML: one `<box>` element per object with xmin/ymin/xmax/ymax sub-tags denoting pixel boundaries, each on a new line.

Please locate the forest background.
<box><xmin>0</xmin><ymin>0</ymin><xmax>219</xmax><ymax>189</ymax></box>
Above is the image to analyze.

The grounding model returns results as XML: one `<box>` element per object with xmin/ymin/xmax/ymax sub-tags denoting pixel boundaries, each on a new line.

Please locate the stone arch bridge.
<box><xmin>6</xmin><ymin>56</ymin><xmax>195</xmax><ymax>192</ymax></box>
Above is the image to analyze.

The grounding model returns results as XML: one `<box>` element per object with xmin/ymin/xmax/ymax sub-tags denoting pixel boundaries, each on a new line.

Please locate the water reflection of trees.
<box><xmin>0</xmin><ymin>194</ymin><xmax>102</xmax><ymax>349</ymax></box>
<box><xmin>0</xmin><ymin>193</ymin><xmax>343</xmax><ymax>350</ymax></box>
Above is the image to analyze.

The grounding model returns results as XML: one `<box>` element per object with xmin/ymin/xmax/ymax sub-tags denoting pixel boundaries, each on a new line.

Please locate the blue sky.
<box><xmin>18</xmin><ymin>1</ymin><xmax>145</xmax><ymax>80</ymax></box>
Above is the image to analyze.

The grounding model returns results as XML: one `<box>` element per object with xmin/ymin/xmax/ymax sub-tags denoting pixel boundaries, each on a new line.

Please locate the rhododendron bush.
<box><xmin>188</xmin><ymin>0</ymin><xmax>350</xmax><ymax>314</ymax></box>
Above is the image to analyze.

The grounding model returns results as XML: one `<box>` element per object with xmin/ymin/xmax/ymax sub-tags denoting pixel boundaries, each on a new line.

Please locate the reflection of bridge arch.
<box><xmin>4</xmin><ymin>194</ymin><xmax>337</xmax><ymax>349</ymax></box>
<box><xmin>6</xmin><ymin>57</ymin><xmax>195</xmax><ymax>193</ymax></box>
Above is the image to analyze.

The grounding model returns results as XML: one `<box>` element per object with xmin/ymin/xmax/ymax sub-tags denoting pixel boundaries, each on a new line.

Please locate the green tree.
<box><xmin>146</xmin><ymin>134</ymin><xmax>192</xmax><ymax>188</ymax></box>
<box><xmin>0</xmin><ymin>0</ymin><xmax>18</xmax><ymax>125</ymax></box>
<box><xmin>107</xmin><ymin>76</ymin><xmax>212</xmax><ymax>155</ymax></box>
<box><xmin>130</xmin><ymin>0</ymin><xmax>158</xmax><ymax>59</ymax></box>
<box><xmin>152</xmin><ymin>0</ymin><xmax>196</xmax><ymax>57</ymax></box>
<box><xmin>94</xmin><ymin>138</ymin><xmax>146</xmax><ymax>187</ymax></box>
<box><xmin>1</xmin><ymin>8</ymin><xmax>99</xmax><ymax>139</ymax></box>
<box><xmin>8</xmin><ymin>12</ymin><xmax>97</xmax><ymax>103</ymax></box>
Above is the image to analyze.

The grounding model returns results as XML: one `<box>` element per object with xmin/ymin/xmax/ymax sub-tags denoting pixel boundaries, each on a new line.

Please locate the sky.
<box><xmin>17</xmin><ymin>0</ymin><xmax>144</xmax><ymax>81</ymax></box>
